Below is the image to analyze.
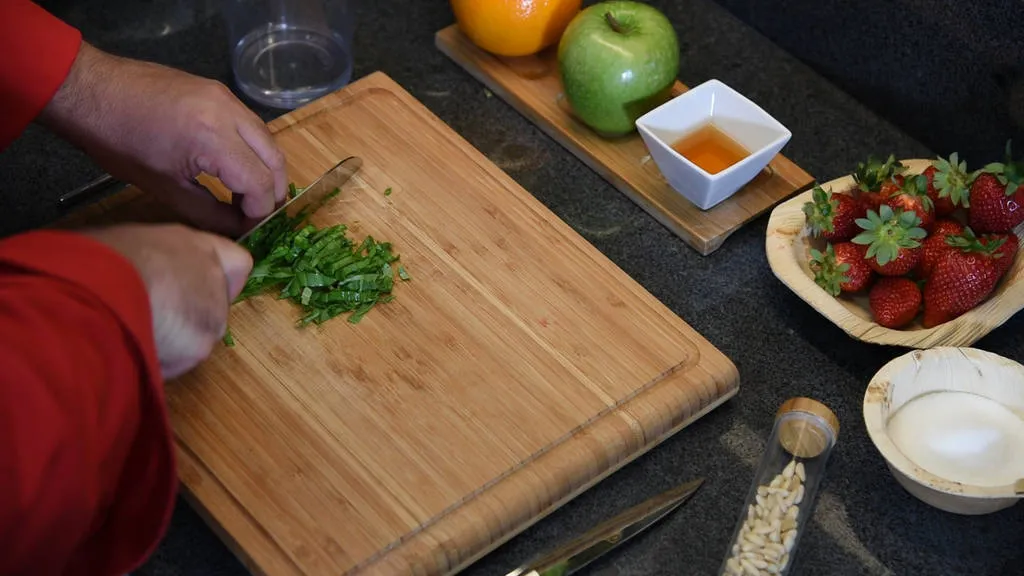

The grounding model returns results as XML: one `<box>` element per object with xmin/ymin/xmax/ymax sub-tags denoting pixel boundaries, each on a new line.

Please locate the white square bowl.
<box><xmin>635</xmin><ymin>79</ymin><xmax>792</xmax><ymax>210</ymax></box>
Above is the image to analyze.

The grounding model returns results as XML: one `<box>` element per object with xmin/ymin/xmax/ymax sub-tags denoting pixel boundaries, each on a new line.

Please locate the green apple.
<box><xmin>557</xmin><ymin>1</ymin><xmax>680</xmax><ymax>137</ymax></box>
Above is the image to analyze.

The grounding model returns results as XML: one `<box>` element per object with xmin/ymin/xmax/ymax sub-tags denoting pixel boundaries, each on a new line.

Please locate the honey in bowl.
<box><xmin>670</xmin><ymin>123</ymin><xmax>750</xmax><ymax>175</ymax></box>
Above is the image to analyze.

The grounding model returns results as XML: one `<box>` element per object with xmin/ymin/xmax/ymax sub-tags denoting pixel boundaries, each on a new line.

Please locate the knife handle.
<box><xmin>58</xmin><ymin>173</ymin><xmax>120</xmax><ymax>207</ymax></box>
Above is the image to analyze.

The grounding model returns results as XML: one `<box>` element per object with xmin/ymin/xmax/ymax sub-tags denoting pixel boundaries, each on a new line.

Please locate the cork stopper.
<box><xmin>775</xmin><ymin>397</ymin><xmax>840</xmax><ymax>459</ymax></box>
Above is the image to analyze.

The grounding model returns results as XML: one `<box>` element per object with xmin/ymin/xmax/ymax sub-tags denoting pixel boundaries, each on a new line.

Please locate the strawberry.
<box><xmin>932</xmin><ymin>218</ymin><xmax>967</xmax><ymax>237</ymax></box>
<box><xmin>922</xmin><ymin>235</ymin><xmax>1006</xmax><ymax>328</ymax></box>
<box><xmin>802</xmin><ymin>184</ymin><xmax>864</xmax><ymax>242</ymax></box>
<box><xmin>917</xmin><ymin>218</ymin><xmax>965</xmax><ymax>278</ymax></box>
<box><xmin>853</xmin><ymin>154</ymin><xmax>906</xmax><ymax>192</ymax></box>
<box><xmin>884</xmin><ymin>173</ymin><xmax>935</xmax><ymax>232</ymax></box>
<box><xmin>926</xmin><ymin>152</ymin><xmax>972</xmax><ymax>216</ymax></box>
<box><xmin>869</xmin><ymin>277</ymin><xmax>922</xmax><ymax>328</ymax></box>
<box><xmin>971</xmin><ymin>230</ymin><xmax>1018</xmax><ymax>278</ymax></box>
<box><xmin>878</xmin><ymin>174</ymin><xmax>906</xmax><ymax>201</ymax></box>
<box><xmin>859</xmin><ymin>190</ymin><xmax>885</xmax><ymax>215</ymax></box>
<box><xmin>967</xmin><ymin>141</ymin><xmax>1024</xmax><ymax>233</ymax></box>
<box><xmin>852</xmin><ymin>154</ymin><xmax>905</xmax><ymax>215</ymax></box>
<box><xmin>922</xmin><ymin>166</ymin><xmax>955</xmax><ymax>216</ymax></box>
<box><xmin>809</xmin><ymin>242</ymin><xmax>874</xmax><ymax>296</ymax></box>
<box><xmin>852</xmin><ymin>204</ymin><xmax>927</xmax><ymax>276</ymax></box>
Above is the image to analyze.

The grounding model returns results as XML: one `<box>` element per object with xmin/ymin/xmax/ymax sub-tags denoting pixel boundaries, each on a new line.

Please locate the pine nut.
<box><xmin>783</xmin><ymin>460</ymin><xmax>796</xmax><ymax>479</ymax></box>
<box><xmin>783</xmin><ymin>529</ymin><xmax>797</xmax><ymax>552</ymax></box>
<box><xmin>725</xmin><ymin>460</ymin><xmax>806</xmax><ymax>575</ymax></box>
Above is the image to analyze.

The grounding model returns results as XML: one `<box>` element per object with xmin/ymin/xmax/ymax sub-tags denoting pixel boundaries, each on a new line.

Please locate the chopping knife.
<box><xmin>235</xmin><ymin>155</ymin><xmax>362</xmax><ymax>243</ymax></box>
<box><xmin>58</xmin><ymin>156</ymin><xmax>364</xmax><ymax>244</ymax></box>
<box><xmin>506</xmin><ymin>477</ymin><xmax>704</xmax><ymax>576</ymax></box>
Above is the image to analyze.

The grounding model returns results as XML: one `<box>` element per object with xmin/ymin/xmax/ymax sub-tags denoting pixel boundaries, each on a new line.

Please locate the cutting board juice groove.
<box><xmin>56</xmin><ymin>71</ymin><xmax>739</xmax><ymax>576</ymax></box>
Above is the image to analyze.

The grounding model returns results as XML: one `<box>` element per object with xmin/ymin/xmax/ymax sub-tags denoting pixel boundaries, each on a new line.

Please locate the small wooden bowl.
<box><xmin>864</xmin><ymin>347</ymin><xmax>1024</xmax><ymax>515</ymax></box>
<box><xmin>765</xmin><ymin>159</ymin><xmax>1024</xmax><ymax>348</ymax></box>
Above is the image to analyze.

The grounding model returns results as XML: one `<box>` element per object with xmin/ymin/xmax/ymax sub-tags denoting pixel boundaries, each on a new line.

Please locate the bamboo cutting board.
<box><xmin>59</xmin><ymin>72</ymin><xmax>739</xmax><ymax>575</ymax></box>
<box><xmin>435</xmin><ymin>24</ymin><xmax>815</xmax><ymax>256</ymax></box>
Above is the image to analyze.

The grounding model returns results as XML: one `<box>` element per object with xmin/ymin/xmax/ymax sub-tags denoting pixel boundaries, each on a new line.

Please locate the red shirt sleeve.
<box><xmin>0</xmin><ymin>230</ymin><xmax>176</xmax><ymax>576</ymax></box>
<box><xmin>0</xmin><ymin>0</ymin><xmax>83</xmax><ymax>150</ymax></box>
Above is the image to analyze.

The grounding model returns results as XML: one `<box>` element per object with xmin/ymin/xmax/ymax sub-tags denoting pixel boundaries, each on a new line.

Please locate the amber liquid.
<box><xmin>670</xmin><ymin>123</ymin><xmax>750</xmax><ymax>175</ymax></box>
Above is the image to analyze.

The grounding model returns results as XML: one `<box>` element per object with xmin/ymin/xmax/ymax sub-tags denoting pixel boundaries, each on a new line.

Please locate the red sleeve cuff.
<box><xmin>0</xmin><ymin>230</ymin><xmax>177</xmax><ymax>575</ymax></box>
<box><xmin>0</xmin><ymin>1</ymin><xmax>83</xmax><ymax>150</ymax></box>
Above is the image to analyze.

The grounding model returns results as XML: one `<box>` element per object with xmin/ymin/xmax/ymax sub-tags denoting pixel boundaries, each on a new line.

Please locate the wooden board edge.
<box><xmin>434</xmin><ymin>24</ymin><xmax>816</xmax><ymax>257</ymax></box>
<box><xmin>172</xmin><ymin>346</ymin><xmax>739</xmax><ymax>576</ymax></box>
<box><xmin>355</xmin><ymin>352</ymin><xmax>740</xmax><ymax>574</ymax></box>
<box><xmin>174</xmin><ymin>349</ymin><xmax>739</xmax><ymax>576</ymax></box>
<box><xmin>701</xmin><ymin>172</ymin><xmax>814</xmax><ymax>255</ymax></box>
<box><xmin>175</xmin><ymin>442</ymin><xmax>301</xmax><ymax>576</ymax></box>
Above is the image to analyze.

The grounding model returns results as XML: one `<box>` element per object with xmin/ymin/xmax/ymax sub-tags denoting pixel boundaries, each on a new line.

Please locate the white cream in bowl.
<box><xmin>887</xmin><ymin>390</ymin><xmax>1024</xmax><ymax>488</ymax></box>
<box><xmin>864</xmin><ymin>347</ymin><xmax>1024</xmax><ymax>514</ymax></box>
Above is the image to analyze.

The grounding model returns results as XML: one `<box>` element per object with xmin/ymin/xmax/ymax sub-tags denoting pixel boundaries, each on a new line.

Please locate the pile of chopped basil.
<box><xmin>224</xmin><ymin>183</ymin><xmax>408</xmax><ymax>345</ymax></box>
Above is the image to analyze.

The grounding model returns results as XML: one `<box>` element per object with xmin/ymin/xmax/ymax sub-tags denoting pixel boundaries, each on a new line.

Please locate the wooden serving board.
<box><xmin>59</xmin><ymin>72</ymin><xmax>739</xmax><ymax>575</ymax></box>
<box><xmin>435</xmin><ymin>24</ymin><xmax>815</xmax><ymax>256</ymax></box>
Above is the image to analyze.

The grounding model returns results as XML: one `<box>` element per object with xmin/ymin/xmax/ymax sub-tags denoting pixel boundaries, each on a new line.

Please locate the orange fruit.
<box><xmin>451</xmin><ymin>0</ymin><xmax>583</xmax><ymax>57</ymax></box>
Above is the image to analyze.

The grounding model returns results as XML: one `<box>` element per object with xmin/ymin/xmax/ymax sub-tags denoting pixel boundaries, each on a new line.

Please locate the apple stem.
<box><xmin>605</xmin><ymin>11</ymin><xmax>624</xmax><ymax>34</ymax></box>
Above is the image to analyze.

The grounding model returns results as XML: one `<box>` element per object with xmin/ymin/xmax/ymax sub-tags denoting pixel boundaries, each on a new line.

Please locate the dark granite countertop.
<box><xmin>7</xmin><ymin>1</ymin><xmax>1024</xmax><ymax>575</ymax></box>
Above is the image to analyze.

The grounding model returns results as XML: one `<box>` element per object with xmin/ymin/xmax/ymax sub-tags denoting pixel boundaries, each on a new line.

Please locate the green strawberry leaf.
<box><xmin>934</xmin><ymin>151</ymin><xmax>972</xmax><ymax>207</ymax></box>
<box><xmin>802</xmin><ymin>184</ymin><xmax>840</xmax><ymax>236</ymax></box>
<box><xmin>851</xmin><ymin>230</ymin><xmax>875</xmax><ymax>245</ymax></box>
<box><xmin>809</xmin><ymin>243</ymin><xmax>850</xmax><ymax>297</ymax></box>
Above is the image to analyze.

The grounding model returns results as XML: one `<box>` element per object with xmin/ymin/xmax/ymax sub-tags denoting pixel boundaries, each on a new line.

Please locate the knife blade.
<box><xmin>505</xmin><ymin>477</ymin><xmax>704</xmax><ymax>576</ymax></box>
<box><xmin>235</xmin><ymin>155</ymin><xmax>363</xmax><ymax>244</ymax></box>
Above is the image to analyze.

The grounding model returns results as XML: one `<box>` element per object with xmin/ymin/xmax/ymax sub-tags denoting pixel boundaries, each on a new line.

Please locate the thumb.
<box><xmin>206</xmin><ymin>233</ymin><xmax>254</xmax><ymax>301</ymax></box>
<box><xmin>161</xmin><ymin>180</ymin><xmax>249</xmax><ymax>238</ymax></box>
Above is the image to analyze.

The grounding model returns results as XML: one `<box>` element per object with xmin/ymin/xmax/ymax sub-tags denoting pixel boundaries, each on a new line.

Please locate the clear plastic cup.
<box><xmin>223</xmin><ymin>0</ymin><xmax>354</xmax><ymax>109</ymax></box>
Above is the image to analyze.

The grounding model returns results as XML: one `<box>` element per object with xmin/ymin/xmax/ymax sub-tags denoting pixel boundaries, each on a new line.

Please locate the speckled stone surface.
<box><xmin>5</xmin><ymin>1</ymin><xmax>1024</xmax><ymax>575</ymax></box>
<box><xmin>710</xmin><ymin>0</ymin><xmax>1024</xmax><ymax>167</ymax></box>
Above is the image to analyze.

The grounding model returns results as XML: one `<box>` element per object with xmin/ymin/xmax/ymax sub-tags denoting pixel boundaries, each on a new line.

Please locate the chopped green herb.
<box><xmin>384</xmin><ymin>186</ymin><xmax>392</xmax><ymax>196</ymax></box>
<box><xmin>222</xmin><ymin>327</ymin><xmax>235</xmax><ymax>347</ymax></box>
<box><xmin>226</xmin><ymin>183</ymin><xmax>406</xmax><ymax>343</ymax></box>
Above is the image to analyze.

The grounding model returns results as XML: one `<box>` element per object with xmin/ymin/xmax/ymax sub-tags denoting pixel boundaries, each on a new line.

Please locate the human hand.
<box><xmin>83</xmin><ymin>223</ymin><xmax>253</xmax><ymax>379</ymax></box>
<box><xmin>40</xmin><ymin>42</ymin><xmax>286</xmax><ymax>237</ymax></box>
